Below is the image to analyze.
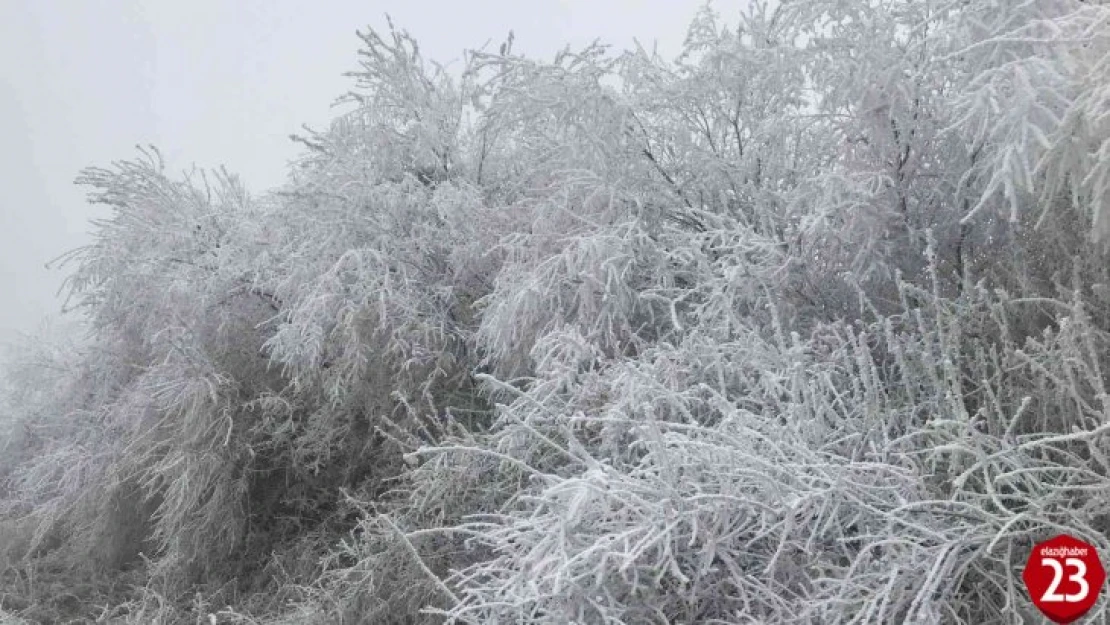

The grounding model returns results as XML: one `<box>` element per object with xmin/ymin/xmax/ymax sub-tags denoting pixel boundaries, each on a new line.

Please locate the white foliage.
<box><xmin>5</xmin><ymin>2</ymin><xmax>1110</xmax><ymax>623</ymax></box>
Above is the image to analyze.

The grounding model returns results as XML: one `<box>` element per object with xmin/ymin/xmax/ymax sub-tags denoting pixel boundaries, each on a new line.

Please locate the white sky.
<box><xmin>0</xmin><ymin>0</ymin><xmax>744</xmax><ymax>343</ymax></box>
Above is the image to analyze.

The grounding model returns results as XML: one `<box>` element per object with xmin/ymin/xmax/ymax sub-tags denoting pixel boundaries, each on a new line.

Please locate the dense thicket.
<box><xmin>3</xmin><ymin>1</ymin><xmax>1110</xmax><ymax>623</ymax></box>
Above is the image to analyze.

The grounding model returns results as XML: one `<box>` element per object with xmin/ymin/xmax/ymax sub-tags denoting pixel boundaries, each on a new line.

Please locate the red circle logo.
<box><xmin>1023</xmin><ymin>534</ymin><xmax>1106</xmax><ymax>624</ymax></box>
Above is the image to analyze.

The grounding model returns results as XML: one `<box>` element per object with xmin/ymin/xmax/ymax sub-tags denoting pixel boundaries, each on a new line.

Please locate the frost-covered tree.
<box><xmin>2</xmin><ymin>1</ymin><xmax>1109</xmax><ymax>623</ymax></box>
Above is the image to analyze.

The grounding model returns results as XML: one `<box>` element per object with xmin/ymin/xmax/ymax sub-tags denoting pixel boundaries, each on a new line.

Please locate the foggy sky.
<box><xmin>0</xmin><ymin>0</ymin><xmax>743</xmax><ymax>344</ymax></box>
